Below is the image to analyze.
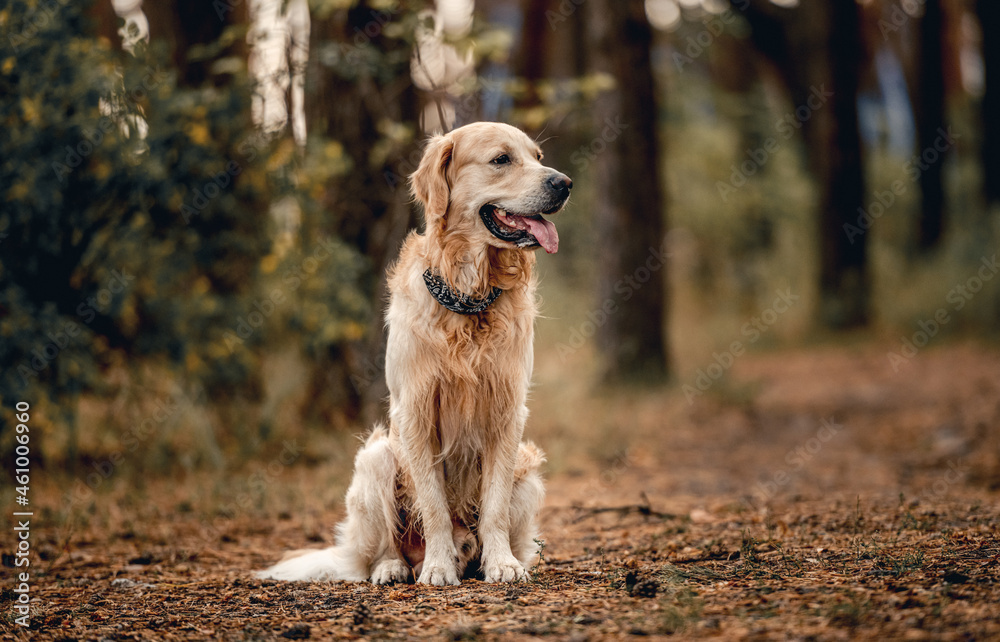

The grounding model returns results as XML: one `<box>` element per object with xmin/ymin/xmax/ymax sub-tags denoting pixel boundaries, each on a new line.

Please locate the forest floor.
<box><xmin>4</xmin><ymin>341</ymin><xmax>1000</xmax><ymax>640</ymax></box>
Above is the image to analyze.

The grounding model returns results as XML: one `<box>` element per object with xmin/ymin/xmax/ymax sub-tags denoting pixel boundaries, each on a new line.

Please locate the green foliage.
<box><xmin>2</xmin><ymin>0</ymin><xmax>136</xmax><ymax>407</ymax></box>
<box><xmin>0</xmin><ymin>0</ymin><xmax>366</xmax><ymax>454</ymax></box>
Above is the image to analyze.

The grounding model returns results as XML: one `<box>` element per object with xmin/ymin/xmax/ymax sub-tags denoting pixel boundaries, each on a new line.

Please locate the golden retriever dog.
<box><xmin>257</xmin><ymin>122</ymin><xmax>572</xmax><ymax>585</ymax></box>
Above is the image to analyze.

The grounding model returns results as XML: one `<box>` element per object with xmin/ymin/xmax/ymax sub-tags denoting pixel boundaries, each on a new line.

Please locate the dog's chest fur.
<box><xmin>384</xmin><ymin>241</ymin><xmax>537</xmax><ymax>525</ymax></box>
<box><xmin>436</xmin><ymin>296</ymin><xmax>533</xmax><ymax>437</ymax></box>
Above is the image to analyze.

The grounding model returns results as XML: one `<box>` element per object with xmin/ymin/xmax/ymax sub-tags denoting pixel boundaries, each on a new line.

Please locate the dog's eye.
<box><xmin>536</xmin><ymin>152</ymin><xmax>543</xmax><ymax>161</ymax></box>
<box><xmin>491</xmin><ymin>154</ymin><xmax>510</xmax><ymax>165</ymax></box>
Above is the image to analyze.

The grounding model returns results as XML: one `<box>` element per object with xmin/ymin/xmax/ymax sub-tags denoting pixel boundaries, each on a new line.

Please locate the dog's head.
<box><xmin>410</xmin><ymin>122</ymin><xmax>572</xmax><ymax>255</ymax></box>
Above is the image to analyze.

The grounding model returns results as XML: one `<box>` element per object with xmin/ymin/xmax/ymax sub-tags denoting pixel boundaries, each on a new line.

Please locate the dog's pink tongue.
<box><xmin>523</xmin><ymin>217</ymin><xmax>559</xmax><ymax>254</ymax></box>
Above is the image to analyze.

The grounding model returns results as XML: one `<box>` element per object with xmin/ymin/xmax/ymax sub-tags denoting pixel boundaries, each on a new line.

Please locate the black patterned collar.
<box><xmin>423</xmin><ymin>269</ymin><xmax>502</xmax><ymax>315</ymax></box>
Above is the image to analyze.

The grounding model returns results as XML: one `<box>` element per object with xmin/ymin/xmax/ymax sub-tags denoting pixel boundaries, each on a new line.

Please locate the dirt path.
<box><xmin>4</xmin><ymin>343</ymin><xmax>1000</xmax><ymax>640</ymax></box>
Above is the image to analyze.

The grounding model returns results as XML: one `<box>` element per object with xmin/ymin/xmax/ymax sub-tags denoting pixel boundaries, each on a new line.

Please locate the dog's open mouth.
<box><xmin>479</xmin><ymin>204</ymin><xmax>560</xmax><ymax>254</ymax></box>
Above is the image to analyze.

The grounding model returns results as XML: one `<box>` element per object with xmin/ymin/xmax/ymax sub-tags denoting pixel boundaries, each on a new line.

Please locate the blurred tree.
<box><xmin>143</xmin><ymin>0</ymin><xmax>247</xmax><ymax>88</ymax></box>
<box><xmin>304</xmin><ymin>1</ymin><xmax>422</xmax><ymax>425</ymax></box>
<box><xmin>738</xmin><ymin>0</ymin><xmax>869</xmax><ymax>327</ymax></box>
<box><xmin>0</xmin><ymin>0</ymin><xmax>259</xmax><ymax>459</ymax></box>
<box><xmin>915</xmin><ymin>0</ymin><xmax>946</xmax><ymax>249</ymax></box>
<box><xmin>977</xmin><ymin>0</ymin><xmax>1000</xmax><ymax>208</ymax></box>
<box><xmin>0</xmin><ymin>0</ymin><xmax>367</xmax><ymax>465</ymax></box>
<box><xmin>506</xmin><ymin>0</ymin><xmax>591</xmax><ymax>171</ymax></box>
<box><xmin>585</xmin><ymin>0</ymin><xmax>669</xmax><ymax>381</ymax></box>
<box><xmin>513</xmin><ymin>0</ymin><xmax>550</xmax><ymax>110</ymax></box>
<box><xmin>86</xmin><ymin>0</ymin><xmax>123</xmax><ymax>49</ymax></box>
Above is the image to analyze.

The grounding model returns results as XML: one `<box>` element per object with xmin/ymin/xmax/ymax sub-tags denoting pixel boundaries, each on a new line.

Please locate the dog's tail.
<box><xmin>254</xmin><ymin>546</ymin><xmax>367</xmax><ymax>582</ymax></box>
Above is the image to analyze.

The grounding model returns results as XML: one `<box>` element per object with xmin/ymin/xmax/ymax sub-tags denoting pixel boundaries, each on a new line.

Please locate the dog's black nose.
<box><xmin>548</xmin><ymin>173</ymin><xmax>573</xmax><ymax>193</ymax></box>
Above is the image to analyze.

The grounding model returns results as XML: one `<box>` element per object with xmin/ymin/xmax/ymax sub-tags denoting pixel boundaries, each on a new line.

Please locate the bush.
<box><xmin>0</xmin><ymin>0</ymin><xmax>366</xmax><ymax>463</ymax></box>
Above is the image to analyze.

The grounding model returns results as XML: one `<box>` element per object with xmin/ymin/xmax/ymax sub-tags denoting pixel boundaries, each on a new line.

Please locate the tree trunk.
<box><xmin>513</xmin><ymin>0</ymin><xmax>550</xmax><ymax>110</ymax></box>
<box><xmin>915</xmin><ymin>0</ymin><xmax>946</xmax><ymax>249</ymax></box>
<box><xmin>978</xmin><ymin>0</ymin><xmax>1000</xmax><ymax>207</ymax></box>
<box><xmin>739</xmin><ymin>0</ymin><xmax>868</xmax><ymax>327</ymax></box>
<box><xmin>306</xmin><ymin>3</ymin><xmax>419</xmax><ymax>424</ymax></box>
<box><xmin>88</xmin><ymin>1</ymin><xmax>122</xmax><ymax>50</ymax></box>
<box><xmin>818</xmin><ymin>0</ymin><xmax>867</xmax><ymax>326</ymax></box>
<box><xmin>586</xmin><ymin>0</ymin><xmax>669</xmax><ymax>382</ymax></box>
<box><xmin>144</xmin><ymin>0</ymin><xmax>247</xmax><ymax>87</ymax></box>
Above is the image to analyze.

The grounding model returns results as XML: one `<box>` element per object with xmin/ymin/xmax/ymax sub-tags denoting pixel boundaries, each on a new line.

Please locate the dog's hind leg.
<box><xmin>255</xmin><ymin>425</ymin><xmax>406</xmax><ymax>583</ymax></box>
<box><xmin>509</xmin><ymin>441</ymin><xmax>546</xmax><ymax>570</ymax></box>
<box><xmin>339</xmin><ymin>425</ymin><xmax>411</xmax><ymax>584</ymax></box>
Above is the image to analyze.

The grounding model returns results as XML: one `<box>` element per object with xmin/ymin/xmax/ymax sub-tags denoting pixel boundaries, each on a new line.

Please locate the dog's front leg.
<box><xmin>395</xmin><ymin>402</ymin><xmax>460</xmax><ymax>586</ymax></box>
<box><xmin>479</xmin><ymin>431</ymin><xmax>528</xmax><ymax>582</ymax></box>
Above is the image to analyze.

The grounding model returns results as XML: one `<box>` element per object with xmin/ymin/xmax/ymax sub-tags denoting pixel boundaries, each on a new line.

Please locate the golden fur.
<box><xmin>257</xmin><ymin>122</ymin><xmax>571</xmax><ymax>585</ymax></box>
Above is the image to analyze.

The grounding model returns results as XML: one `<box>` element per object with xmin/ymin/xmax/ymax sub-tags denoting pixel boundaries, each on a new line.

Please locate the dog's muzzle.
<box><xmin>478</xmin><ymin>172</ymin><xmax>572</xmax><ymax>254</ymax></box>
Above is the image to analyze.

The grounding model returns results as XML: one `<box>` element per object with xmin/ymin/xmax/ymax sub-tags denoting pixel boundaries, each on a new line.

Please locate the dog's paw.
<box><xmin>417</xmin><ymin>560</ymin><xmax>460</xmax><ymax>586</ymax></box>
<box><xmin>370</xmin><ymin>558</ymin><xmax>410</xmax><ymax>585</ymax></box>
<box><xmin>482</xmin><ymin>555</ymin><xmax>527</xmax><ymax>583</ymax></box>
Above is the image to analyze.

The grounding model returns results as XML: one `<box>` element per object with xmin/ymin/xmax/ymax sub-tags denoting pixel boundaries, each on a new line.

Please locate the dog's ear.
<box><xmin>410</xmin><ymin>134</ymin><xmax>453</xmax><ymax>228</ymax></box>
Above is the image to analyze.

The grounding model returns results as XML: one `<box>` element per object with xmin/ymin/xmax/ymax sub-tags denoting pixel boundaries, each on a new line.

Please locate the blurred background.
<box><xmin>2</xmin><ymin>0</ymin><xmax>999</xmax><ymax>500</ymax></box>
